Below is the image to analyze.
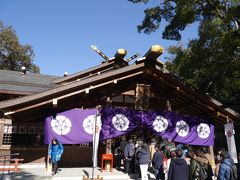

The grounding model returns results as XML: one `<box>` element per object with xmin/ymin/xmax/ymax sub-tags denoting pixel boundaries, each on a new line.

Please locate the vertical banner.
<box><xmin>224</xmin><ymin>123</ymin><xmax>238</xmax><ymax>163</ymax></box>
<box><xmin>93</xmin><ymin>112</ymin><xmax>101</xmax><ymax>167</ymax></box>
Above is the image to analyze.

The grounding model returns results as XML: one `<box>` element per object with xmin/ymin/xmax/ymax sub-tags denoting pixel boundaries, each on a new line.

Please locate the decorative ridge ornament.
<box><xmin>114</xmin><ymin>49</ymin><xmax>127</xmax><ymax>59</ymax></box>
<box><xmin>90</xmin><ymin>45</ymin><xmax>110</xmax><ymax>62</ymax></box>
<box><xmin>143</xmin><ymin>45</ymin><xmax>164</xmax><ymax>60</ymax></box>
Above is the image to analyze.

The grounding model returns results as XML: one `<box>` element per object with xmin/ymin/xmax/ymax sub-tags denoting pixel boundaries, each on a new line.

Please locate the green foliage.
<box><xmin>165</xmin><ymin>20</ymin><xmax>240</xmax><ymax>100</ymax></box>
<box><xmin>129</xmin><ymin>0</ymin><xmax>240</xmax><ymax>40</ymax></box>
<box><xmin>0</xmin><ymin>21</ymin><xmax>39</xmax><ymax>73</ymax></box>
<box><xmin>129</xmin><ymin>0</ymin><xmax>240</xmax><ymax>101</ymax></box>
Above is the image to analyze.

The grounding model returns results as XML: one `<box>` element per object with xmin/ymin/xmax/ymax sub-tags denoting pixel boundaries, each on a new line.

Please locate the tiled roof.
<box><xmin>0</xmin><ymin>70</ymin><xmax>60</xmax><ymax>94</ymax></box>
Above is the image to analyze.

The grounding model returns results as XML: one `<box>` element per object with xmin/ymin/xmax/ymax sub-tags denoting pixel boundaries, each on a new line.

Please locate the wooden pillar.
<box><xmin>209</xmin><ymin>146</ymin><xmax>215</xmax><ymax>168</ymax></box>
<box><xmin>0</xmin><ymin>119</ymin><xmax>4</xmax><ymax>146</ymax></box>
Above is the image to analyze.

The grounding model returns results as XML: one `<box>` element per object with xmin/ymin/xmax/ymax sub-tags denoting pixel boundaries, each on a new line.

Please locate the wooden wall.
<box><xmin>0</xmin><ymin>146</ymin><xmax>104</xmax><ymax>167</ymax></box>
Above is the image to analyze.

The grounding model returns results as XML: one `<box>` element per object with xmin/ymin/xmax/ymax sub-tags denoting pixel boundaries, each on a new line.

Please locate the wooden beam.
<box><xmin>122</xmin><ymin>90</ymin><xmax>135</xmax><ymax>96</ymax></box>
<box><xmin>176</xmin><ymin>101</ymin><xmax>199</xmax><ymax>112</ymax></box>
<box><xmin>151</xmin><ymin>68</ymin><xmax>239</xmax><ymax>121</ymax></box>
<box><xmin>0</xmin><ymin>90</ymin><xmax>34</xmax><ymax>95</ymax></box>
<box><xmin>3</xmin><ymin>71</ymin><xmax>145</xmax><ymax>115</ymax></box>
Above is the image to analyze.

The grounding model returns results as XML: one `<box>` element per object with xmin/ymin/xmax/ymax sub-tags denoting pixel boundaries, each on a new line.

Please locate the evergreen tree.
<box><xmin>0</xmin><ymin>21</ymin><xmax>39</xmax><ymax>73</ymax></box>
<box><xmin>129</xmin><ymin>0</ymin><xmax>240</xmax><ymax>101</ymax></box>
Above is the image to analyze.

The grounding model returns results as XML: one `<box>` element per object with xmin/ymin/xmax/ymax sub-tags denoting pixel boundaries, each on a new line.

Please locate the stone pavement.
<box><xmin>0</xmin><ymin>166</ymin><xmax>156</xmax><ymax>180</ymax></box>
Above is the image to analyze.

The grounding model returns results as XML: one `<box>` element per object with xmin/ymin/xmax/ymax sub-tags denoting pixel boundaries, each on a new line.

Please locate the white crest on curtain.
<box><xmin>83</xmin><ymin>115</ymin><xmax>101</xmax><ymax>134</ymax></box>
<box><xmin>153</xmin><ymin>116</ymin><xmax>168</xmax><ymax>132</ymax></box>
<box><xmin>176</xmin><ymin>120</ymin><xmax>189</xmax><ymax>137</ymax></box>
<box><xmin>112</xmin><ymin>114</ymin><xmax>129</xmax><ymax>131</ymax></box>
<box><xmin>197</xmin><ymin>123</ymin><xmax>211</xmax><ymax>139</ymax></box>
<box><xmin>51</xmin><ymin>115</ymin><xmax>72</xmax><ymax>135</ymax></box>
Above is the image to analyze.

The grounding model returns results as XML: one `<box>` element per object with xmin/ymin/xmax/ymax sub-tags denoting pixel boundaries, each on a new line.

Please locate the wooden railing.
<box><xmin>0</xmin><ymin>153</ymin><xmax>24</xmax><ymax>172</ymax></box>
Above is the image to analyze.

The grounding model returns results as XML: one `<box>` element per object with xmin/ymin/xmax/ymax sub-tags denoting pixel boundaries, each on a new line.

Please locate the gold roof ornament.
<box><xmin>114</xmin><ymin>49</ymin><xmax>127</xmax><ymax>59</ymax></box>
<box><xmin>144</xmin><ymin>45</ymin><xmax>164</xmax><ymax>60</ymax></box>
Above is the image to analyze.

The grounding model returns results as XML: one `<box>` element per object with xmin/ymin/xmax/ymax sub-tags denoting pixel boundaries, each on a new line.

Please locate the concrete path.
<box><xmin>0</xmin><ymin>166</ymin><xmax>156</xmax><ymax>180</ymax></box>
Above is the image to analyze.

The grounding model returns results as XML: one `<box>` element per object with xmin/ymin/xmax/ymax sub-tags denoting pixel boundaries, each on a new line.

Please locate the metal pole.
<box><xmin>92</xmin><ymin>109</ymin><xmax>98</xmax><ymax>180</ymax></box>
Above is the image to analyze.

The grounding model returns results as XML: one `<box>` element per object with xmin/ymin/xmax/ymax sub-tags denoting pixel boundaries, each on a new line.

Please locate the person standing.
<box><xmin>48</xmin><ymin>138</ymin><xmax>64</xmax><ymax>175</ymax></box>
<box><xmin>149</xmin><ymin>138</ymin><xmax>157</xmax><ymax>169</ymax></box>
<box><xmin>165</xmin><ymin>149</ymin><xmax>177</xmax><ymax>180</ymax></box>
<box><xmin>137</xmin><ymin>143</ymin><xmax>150</xmax><ymax>180</ymax></box>
<box><xmin>120</xmin><ymin>136</ymin><xmax>128</xmax><ymax>169</ymax></box>
<box><xmin>168</xmin><ymin>149</ymin><xmax>188</xmax><ymax>180</ymax></box>
<box><xmin>152</xmin><ymin>144</ymin><xmax>164</xmax><ymax>180</ymax></box>
<box><xmin>134</xmin><ymin>139</ymin><xmax>143</xmax><ymax>178</ymax></box>
<box><xmin>120</xmin><ymin>136</ymin><xmax>128</xmax><ymax>154</ymax></box>
<box><xmin>202</xmin><ymin>147</ymin><xmax>213</xmax><ymax>167</ymax></box>
<box><xmin>114</xmin><ymin>146</ymin><xmax>122</xmax><ymax>170</ymax></box>
<box><xmin>194</xmin><ymin>149</ymin><xmax>213</xmax><ymax>180</ymax></box>
<box><xmin>217</xmin><ymin>151</ymin><xmax>237</xmax><ymax>180</ymax></box>
<box><xmin>188</xmin><ymin>150</ymin><xmax>202</xmax><ymax>180</ymax></box>
<box><xmin>124</xmin><ymin>139</ymin><xmax>135</xmax><ymax>174</ymax></box>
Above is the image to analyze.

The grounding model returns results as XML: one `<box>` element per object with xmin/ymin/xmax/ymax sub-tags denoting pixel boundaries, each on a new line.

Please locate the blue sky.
<box><xmin>0</xmin><ymin>0</ymin><xmax>198</xmax><ymax>76</ymax></box>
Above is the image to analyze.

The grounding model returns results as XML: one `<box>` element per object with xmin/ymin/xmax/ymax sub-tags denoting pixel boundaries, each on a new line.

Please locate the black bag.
<box><xmin>206</xmin><ymin>164</ymin><xmax>214</xmax><ymax>177</ymax></box>
<box><xmin>199</xmin><ymin>165</ymin><xmax>208</xmax><ymax>180</ymax></box>
<box><xmin>199</xmin><ymin>163</ymin><xmax>213</xmax><ymax>180</ymax></box>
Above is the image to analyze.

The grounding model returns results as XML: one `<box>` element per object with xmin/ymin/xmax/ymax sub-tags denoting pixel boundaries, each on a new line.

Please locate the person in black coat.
<box><xmin>152</xmin><ymin>144</ymin><xmax>164</xmax><ymax>180</ymax></box>
<box><xmin>188</xmin><ymin>150</ymin><xmax>202</xmax><ymax>180</ymax></box>
<box><xmin>168</xmin><ymin>149</ymin><xmax>189</xmax><ymax>180</ymax></box>
<box><xmin>124</xmin><ymin>139</ymin><xmax>135</xmax><ymax>174</ymax></box>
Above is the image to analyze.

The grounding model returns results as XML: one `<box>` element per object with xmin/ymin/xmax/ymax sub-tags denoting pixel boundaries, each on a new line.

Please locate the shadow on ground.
<box><xmin>0</xmin><ymin>170</ymin><xmax>45</xmax><ymax>180</ymax></box>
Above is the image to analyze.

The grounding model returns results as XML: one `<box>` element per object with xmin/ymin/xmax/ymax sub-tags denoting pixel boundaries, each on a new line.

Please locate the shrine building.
<box><xmin>0</xmin><ymin>45</ymin><xmax>239</xmax><ymax>167</ymax></box>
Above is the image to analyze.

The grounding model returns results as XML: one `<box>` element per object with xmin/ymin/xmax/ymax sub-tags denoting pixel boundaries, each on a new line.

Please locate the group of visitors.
<box><xmin>47</xmin><ymin>136</ymin><xmax>239</xmax><ymax>180</ymax></box>
<box><xmin>114</xmin><ymin>137</ymin><xmax>239</xmax><ymax>180</ymax></box>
